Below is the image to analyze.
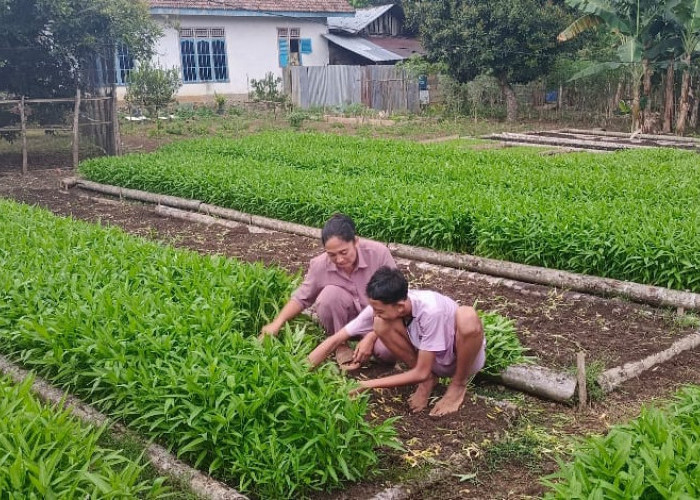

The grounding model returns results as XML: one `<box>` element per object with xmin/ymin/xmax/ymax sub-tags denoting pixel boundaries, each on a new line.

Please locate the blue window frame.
<box><xmin>277</xmin><ymin>28</ymin><xmax>312</xmax><ymax>68</ymax></box>
<box><xmin>115</xmin><ymin>43</ymin><xmax>134</xmax><ymax>85</ymax></box>
<box><xmin>179</xmin><ymin>28</ymin><xmax>228</xmax><ymax>83</ymax></box>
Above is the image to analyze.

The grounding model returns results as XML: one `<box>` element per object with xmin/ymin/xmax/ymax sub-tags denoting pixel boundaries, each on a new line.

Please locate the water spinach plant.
<box><xmin>0</xmin><ymin>376</ymin><xmax>168</xmax><ymax>498</ymax></box>
<box><xmin>80</xmin><ymin>131</ymin><xmax>700</xmax><ymax>292</ymax></box>
<box><xmin>543</xmin><ymin>385</ymin><xmax>700</xmax><ymax>498</ymax></box>
<box><xmin>0</xmin><ymin>199</ymin><xmax>398</xmax><ymax>498</ymax></box>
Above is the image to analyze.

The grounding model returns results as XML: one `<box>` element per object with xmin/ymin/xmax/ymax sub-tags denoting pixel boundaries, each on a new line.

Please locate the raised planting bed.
<box><xmin>484</xmin><ymin>128</ymin><xmax>700</xmax><ymax>151</ymax></box>
<box><xmin>79</xmin><ymin>131</ymin><xmax>700</xmax><ymax>293</ymax></box>
<box><xmin>0</xmin><ymin>376</ymin><xmax>168</xmax><ymax>498</ymax></box>
<box><xmin>0</xmin><ymin>199</ymin><xmax>396</xmax><ymax>498</ymax></box>
<box><xmin>5</xmin><ymin>169</ymin><xmax>700</xmax><ymax>498</ymax></box>
<box><xmin>48</xmin><ymin>176</ymin><xmax>700</xmax><ymax>405</ymax></box>
<box><xmin>0</xmin><ymin>198</ymin><xmax>525</xmax><ymax>498</ymax></box>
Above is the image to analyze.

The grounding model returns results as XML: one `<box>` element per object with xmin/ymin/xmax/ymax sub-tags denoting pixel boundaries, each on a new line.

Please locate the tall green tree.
<box><xmin>406</xmin><ymin>0</ymin><xmax>573</xmax><ymax>121</ymax></box>
<box><xmin>0</xmin><ymin>0</ymin><xmax>160</xmax><ymax>98</ymax></box>
<box><xmin>558</xmin><ymin>0</ymin><xmax>665</xmax><ymax>132</ymax></box>
<box><xmin>664</xmin><ymin>0</ymin><xmax>700</xmax><ymax>133</ymax></box>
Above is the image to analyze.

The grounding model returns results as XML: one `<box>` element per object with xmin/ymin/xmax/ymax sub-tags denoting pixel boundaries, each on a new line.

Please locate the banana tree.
<box><xmin>558</xmin><ymin>0</ymin><xmax>663</xmax><ymax>132</ymax></box>
<box><xmin>664</xmin><ymin>0</ymin><xmax>700</xmax><ymax>133</ymax></box>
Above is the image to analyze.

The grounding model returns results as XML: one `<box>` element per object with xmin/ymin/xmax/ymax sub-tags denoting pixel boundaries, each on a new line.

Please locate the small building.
<box><xmin>116</xmin><ymin>0</ymin><xmax>354</xmax><ymax>100</ymax></box>
<box><xmin>326</xmin><ymin>4</ymin><xmax>424</xmax><ymax>65</ymax></box>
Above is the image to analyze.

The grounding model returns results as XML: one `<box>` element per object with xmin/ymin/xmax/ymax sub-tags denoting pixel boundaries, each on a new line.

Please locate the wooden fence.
<box><xmin>284</xmin><ymin>65</ymin><xmax>420</xmax><ymax>113</ymax></box>
<box><xmin>0</xmin><ymin>87</ymin><xmax>119</xmax><ymax>175</ymax></box>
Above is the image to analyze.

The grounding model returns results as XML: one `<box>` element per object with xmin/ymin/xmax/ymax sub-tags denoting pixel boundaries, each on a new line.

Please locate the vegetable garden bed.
<box><xmin>79</xmin><ymin>132</ymin><xmax>700</xmax><ymax>293</ymax></box>
<box><xmin>3</xmin><ymin>169</ymin><xmax>700</xmax><ymax>499</ymax></box>
<box><xmin>0</xmin><ymin>199</ymin><xmax>400</xmax><ymax>498</ymax></box>
<box><xmin>0</xmin><ymin>376</ymin><xmax>168</xmax><ymax>498</ymax></box>
<box><xmin>0</xmin><ymin>197</ymin><xmax>526</xmax><ymax>498</ymax></box>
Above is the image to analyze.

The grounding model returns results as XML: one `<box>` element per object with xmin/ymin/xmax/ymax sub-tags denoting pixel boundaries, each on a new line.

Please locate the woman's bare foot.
<box><xmin>408</xmin><ymin>375</ymin><xmax>437</xmax><ymax>413</ymax></box>
<box><xmin>429</xmin><ymin>382</ymin><xmax>467</xmax><ymax>417</ymax></box>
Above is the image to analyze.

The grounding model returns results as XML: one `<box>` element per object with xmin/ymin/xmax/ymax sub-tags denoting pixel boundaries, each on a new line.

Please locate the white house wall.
<box><xmin>118</xmin><ymin>15</ymin><xmax>330</xmax><ymax>100</ymax></box>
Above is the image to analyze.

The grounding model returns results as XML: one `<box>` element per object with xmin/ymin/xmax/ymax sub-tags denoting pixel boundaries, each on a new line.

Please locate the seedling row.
<box><xmin>80</xmin><ymin>132</ymin><xmax>700</xmax><ymax>292</ymax></box>
<box><xmin>0</xmin><ymin>376</ymin><xmax>167</xmax><ymax>498</ymax></box>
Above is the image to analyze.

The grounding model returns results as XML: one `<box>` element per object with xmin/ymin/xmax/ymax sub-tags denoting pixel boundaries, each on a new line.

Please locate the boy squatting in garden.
<box><xmin>260</xmin><ymin>213</ymin><xmax>398</xmax><ymax>366</ymax></box>
<box><xmin>308</xmin><ymin>266</ymin><xmax>486</xmax><ymax>417</ymax></box>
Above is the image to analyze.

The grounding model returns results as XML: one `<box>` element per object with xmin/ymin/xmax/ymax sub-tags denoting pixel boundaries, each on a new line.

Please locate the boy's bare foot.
<box><xmin>408</xmin><ymin>375</ymin><xmax>437</xmax><ymax>413</ymax></box>
<box><xmin>430</xmin><ymin>383</ymin><xmax>467</xmax><ymax>417</ymax></box>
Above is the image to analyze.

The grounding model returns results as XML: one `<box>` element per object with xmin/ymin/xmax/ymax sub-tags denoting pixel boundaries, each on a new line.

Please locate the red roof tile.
<box><xmin>149</xmin><ymin>0</ymin><xmax>354</xmax><ymax>14</ymax></box>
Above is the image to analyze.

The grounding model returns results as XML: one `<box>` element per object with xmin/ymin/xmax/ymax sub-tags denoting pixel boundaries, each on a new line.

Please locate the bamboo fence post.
<box><xmin>20</xmin><ymin>96</ymin><xmax>28</xmax><ymax>175</ymax></box>
<box><xmin>577</xmin><ymin>352</ymin><xmax>587</xmax><ymax>411</ymax></box>
<box><xmin>72</xmin><ymin>88</ymin><xmax>81</xmax><ymax>168</ymax></box>
<box><xmin>111</xmin><ymin>85</ymin><xmax>121</xmax><ymax>156</ymax></box>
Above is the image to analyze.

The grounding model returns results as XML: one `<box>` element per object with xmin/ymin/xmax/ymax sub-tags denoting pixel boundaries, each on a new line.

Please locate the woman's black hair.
<box><xmin>321</xmin><ymin>213</ymin><xmax>356</xmax><ymax>245</ymax></box>
<box><xmin>366</xmin><ymin>266</ymin><xmax>408</xmax><ymax>304</ymax></box>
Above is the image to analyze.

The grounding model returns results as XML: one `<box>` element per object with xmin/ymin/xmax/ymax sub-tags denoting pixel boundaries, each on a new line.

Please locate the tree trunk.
<box><xmin>676</xmin><ymin>55</ymin><xmax>692</xmax><ymax>134</ymax></box>
<box><xmin>663</xmin><ymin>56</ymin><xmax>675</xmax><ymax>133</ymax></box>
<box><xmin>498</xmin><ymin>77</ymin><xmax>518</xmax><ymax>122</ymax></box>
<box><xmin>610</xmin><ymin>78</ymin><xmax>624</xmax><ymax>118</ymax></box>
<box><xmin>689</xmin><ymin>79</ymin><xmax>699</xmax><ymax>130</ymax></box>
<box><xmin>640</xmin><ymin>59</ymin><xmax>652</xmax><ymax>129</ymax></box>
<box><xmin>632</xmin><ymin>78</ymin><xmax>641</xmax><ymax>133</ymax></box>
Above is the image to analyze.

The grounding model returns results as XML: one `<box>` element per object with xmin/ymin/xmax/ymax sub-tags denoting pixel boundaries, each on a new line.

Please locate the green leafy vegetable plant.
<box><xmin>0</xmin><ymin>199</ymin><xmax>398</xmax><ymax>498</ymax></box>
<box><xmin>80</xmin><ymin>131</ymin><xmax>700</xmax><ymax>292</ymax></box>
<box><xmin>0</xmin><ymin>376</ymin><xmax>168</xmax><ymax>498</ymax></box>
<box><xmin>542</xmin><ymin>385</ymin><xmax>700</xmax><ymax>498</ymax></box>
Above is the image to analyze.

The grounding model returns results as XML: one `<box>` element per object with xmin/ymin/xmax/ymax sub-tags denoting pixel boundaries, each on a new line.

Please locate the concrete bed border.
<box><xmin>60</xmin><ymin>177</ymin><xmax>700</xmax><ymax>402</ymax></box>
<box><xmin>0</xmin><ymin>355</ymin><xmax>248</xmax><ymax>500</ymax></box>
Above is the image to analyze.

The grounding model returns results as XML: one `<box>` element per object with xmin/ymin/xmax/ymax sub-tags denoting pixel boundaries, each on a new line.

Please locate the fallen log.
<box><xmin>155</xmin><ymin>205</ymin><xmax>275</xmax><ymax>234</ymax></box>
<box><xmin>482</xmin><ymin>132</ymin><xmax>653</xmax><ymax>151</ymax></box>
<box><xmin>559</xmin><ymin>128</ymin><xmax>700</xmax><ymax>145</ymax></box>
<box><xmin>597</xmin><ymin>332</ymin><xmax>700</xmax><ymax>393</ymax></box>
<box><xmin>66</xmin><ymin>178</ymin><xmax>700</xmax><ymax>312</ymax></box>
<box><xmin>494</xmin><ymin>364</ymin><xmax>577</xmax><ymax>403</ymax></box>
<box><xmin>0</xmin><ymin>355</ymin><xmax>248</xmax><ymax>500</ymax></box>
<box><xmin>387</xmin><ymin>243</ymin><xmax>700</xmax><ymax>312</ymax></box>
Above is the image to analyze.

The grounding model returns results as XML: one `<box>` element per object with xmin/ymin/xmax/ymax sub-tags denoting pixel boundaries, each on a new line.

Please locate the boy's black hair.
<box><xmin>321</xmin><ymin>213</ymin><xmax>356</xmax><ymax>245</ymax></box>
<box><xmin>366</xmin><ymin>266</ymin><xmax>408</xmax><ymax>304</ymax></box>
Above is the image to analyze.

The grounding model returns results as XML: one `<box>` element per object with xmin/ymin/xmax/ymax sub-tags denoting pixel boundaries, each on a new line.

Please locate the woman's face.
<box><xmin>324</xmin><ymin>236</ymin><xmax>358</xmax><ymax>274</ymax></box>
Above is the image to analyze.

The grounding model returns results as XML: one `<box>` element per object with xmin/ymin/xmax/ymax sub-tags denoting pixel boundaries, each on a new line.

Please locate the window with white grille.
<box><xmin>179</xmin><ymin>28</ymin><xmax>228</xmax><ymax>83</ymax></box>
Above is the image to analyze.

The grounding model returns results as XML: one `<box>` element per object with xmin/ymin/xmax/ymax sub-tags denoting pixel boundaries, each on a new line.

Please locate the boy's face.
<box><xmin>368</xmin><ymin>298</ymin><xmax>407</xmax><ymax>321</ymax></box>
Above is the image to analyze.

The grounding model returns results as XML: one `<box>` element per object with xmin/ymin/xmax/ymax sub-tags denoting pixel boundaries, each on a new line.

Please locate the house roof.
<box><xmin>149</xmin><ymin>0</ymin><xmax>354</xmax><ymax>15</ymax></box>
<box><xmin>327</xmin><ymin>4</ymin><xmax>394</xmax><ymax>34</ymax></box>
<box><xmin>324</xmin><ymin>33</ymin><xmax>402</xmax><ymax>62</ymax></box>
<box><xmin>368</xmin><ymin>36</ymin><xmax>424</xmax><ymax>59</ymax></box>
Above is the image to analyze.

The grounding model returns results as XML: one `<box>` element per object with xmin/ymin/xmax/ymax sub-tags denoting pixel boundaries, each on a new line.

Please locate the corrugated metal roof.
<box><xmin>327</xmin><ymin>4</ymin><xmax>394</xmax><ymax>34</ymax></box>
<box><xmin>369</xmin><ymin>36</ymin><xmax>425</xmax><ymax>58</ymax></box>
<box><xmin>324</xmin><ymin>33</ymin><xmax>402</xmax><ymax>62</ymax></box>
<box><xmin>149</xmin><ymin>0</ymin><xmax>354</xmax><ymax>14</ymax></box>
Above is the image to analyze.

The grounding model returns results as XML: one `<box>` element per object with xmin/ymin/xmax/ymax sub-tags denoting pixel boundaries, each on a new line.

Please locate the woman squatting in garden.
<box><xmin>309</xmin><ymin>266</ymin><xmax>486</xmax><ymax>417</ymax></box>
<box><xmin>260</xmin><ymin>213</ymin><xmax>397</xmax><ymax>367</ymax></box>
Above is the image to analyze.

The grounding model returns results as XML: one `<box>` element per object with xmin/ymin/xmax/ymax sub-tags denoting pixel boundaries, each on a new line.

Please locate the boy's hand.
<box><xmin>352</xmin><ymin>334</ymin><xmax>376</xmax><ymax>364</ymax></box>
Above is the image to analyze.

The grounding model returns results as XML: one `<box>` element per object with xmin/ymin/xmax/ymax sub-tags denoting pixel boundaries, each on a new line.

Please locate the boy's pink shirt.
<box><xmin>345</xmin><ymin>290</ymin><xmax>480</xmax><ymax>368</ymax></box>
